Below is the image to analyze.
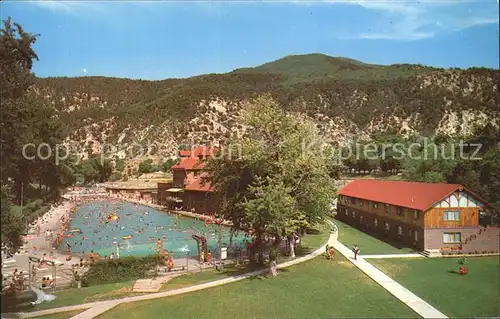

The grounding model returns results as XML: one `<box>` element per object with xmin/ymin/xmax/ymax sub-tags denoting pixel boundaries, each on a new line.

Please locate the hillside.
<box><xmin>233</xmin><ymin>53</ymin><xmax>433</xmax><ymax>83</ymax></box>
<box><xmin>31</xmin><ymin>53</ymin><xmax>500</xmax><ymax>162</ymax></box>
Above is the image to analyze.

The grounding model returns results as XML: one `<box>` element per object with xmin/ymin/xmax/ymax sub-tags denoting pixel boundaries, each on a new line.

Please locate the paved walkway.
<box><xmin>326</xmin><ymin>220</ymin><xmax>448</xmax><ymax>319</ymax></box>
<box><xmin>18</xmin><ymin>229</ymin><xmax>337</xmax><ymax>319</ymax></box>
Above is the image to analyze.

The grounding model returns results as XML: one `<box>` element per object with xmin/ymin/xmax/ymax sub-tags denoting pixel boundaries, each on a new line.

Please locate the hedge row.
<box><xmin>82</xmin><ymin>255</ymin><xmax>163</xmax><ymax>285</ymax></box>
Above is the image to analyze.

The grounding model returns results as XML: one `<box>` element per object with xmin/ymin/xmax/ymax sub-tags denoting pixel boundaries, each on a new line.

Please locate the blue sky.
<box><xmin>1</xmin><ymin>1</ymin><xmax>498</xmax><ymax>80</ymax></box>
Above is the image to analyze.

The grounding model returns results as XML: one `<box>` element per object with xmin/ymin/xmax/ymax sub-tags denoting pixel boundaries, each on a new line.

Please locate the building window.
<box><xmin>351</xmin><ymin>197</ymin><xmax>356</xmax><ymax>204</ymax></box>
<box><xmin>443</xmin><ymin>232</ymin><xmax>461</xmax><ymax>244</ymax></box>
<box><xmin>360</xmin><ymin>215</ymin><xmax>364</xmax><ymax>222</ymax></box>
<box><xmin>344</xmin><ymin>209</ymin><xmax>348</xmax><ymax>216</ymax></box>
<box><xmin>397</xmin><ymin>207</ymin><xmax>404</xmax><ymax>217</ymax></box>
<box><xmin>352</xmin><ymin>211</ymin><xmax>356</xmax><ymax>218</ymax></box>
<box><xmin>373</xmin><ymin>202</ymin><xmax>378</xmax><ymax>209</ymax></box>
<box><xmin>384</xmin><ymin>221</ymin><xmax>390</xmax><ymax>231</ymax></box>
<box><xmin>414</xmin><ymin>230</ymin><xmax>419</xmax><ymax>242</ymax></box>
<box><xmin>384</xmin><ymin>204</ymin><xmax>389</xmax><ymax>214</ymax></box>
<box><xmin>359</xmin><ymin>200</ymin><xmax>364</xmax><ymax>207</ymax></box>
<box><xmin>443</xmin><ymin>211</ymin><xmax>460</xmax><ymax>221</ymax></box>
<box><xmin>397</xmin><ymin>226</ymin><xmax>403</xmax><ymax>236</ymax></box>
<box><xmin>408</xmin><ymin>229</ymin><xmax>412</xmax><ymax>237</ymax></box>
<box><xmin>374</xmin><ymin>218</ymin><xmax>378</xmax><ymax>227</ymax></box>
<box><xmin>414</xmin><ymin>210</ymin><xmax>419</xmax><ymax>220</ymax></box>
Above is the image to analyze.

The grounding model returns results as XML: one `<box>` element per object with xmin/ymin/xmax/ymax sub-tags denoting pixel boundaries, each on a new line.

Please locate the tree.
<box><xmin>403</xmin><ymin>128</ymin><xmax>500</xmax><ymax>219</ymax></box>
<box><xmin>1</xmin><ymin>186</ymin><xmax>24</xmax><ymax>256</ymax></box>
<box><xmin>1</xmin><ymin>18</ymin><xmax>75</xmax><ymax>252</ymax></box>
<box><xmin>206</xmin><ymin>95</ymin><xmax>337</xmax><ymax>268</ymax></box>
<box><xmin>138</xmin><ymin>159</ymin><xmax>154</xmax><ymax>175</ymax></box>
<box><xmin>160</xmin><ymin>158</ymin><xmax>179</xmax><ymax>172</ymax></box>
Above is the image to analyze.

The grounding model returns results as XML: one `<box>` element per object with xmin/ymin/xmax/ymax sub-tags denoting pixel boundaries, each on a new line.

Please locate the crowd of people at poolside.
<box><xmin>108</xmin><ymin>191</ymin><xmax>156</xmax><ymax>206</ymax></box>
<box><xmin>2</xmin><ymin>256</ymin><xmax>59</xmax><ymax>294</ymax></box>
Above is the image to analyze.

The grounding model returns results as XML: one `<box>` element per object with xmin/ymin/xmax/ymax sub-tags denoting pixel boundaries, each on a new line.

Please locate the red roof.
<box><xmin>178</xmin><ymin>146</ymin><xmax>216</xmax><ymax>158</ymax></box>
<box><xmin>185</xmin><ymin>173</ymin><xmax>213</xmax><ymax>192</ymax></box>
<box><xmin>179</xmin><ymin>150</ymin><xmax>191</xmax><ymax>157</ymax></box>
<box><xmin>338</xmin><ymin>180</ymin><xmax>465</xmax><ymax>211</ymax></box>
<box><xmin>171</xmin><ymin>158</ymin><xmax>206</xmax><ymax>171</ymax></box>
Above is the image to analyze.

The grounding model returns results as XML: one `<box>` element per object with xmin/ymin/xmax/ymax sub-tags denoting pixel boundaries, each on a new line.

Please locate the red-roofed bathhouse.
<box><xmin>336</xmin><ymin>180</ymin><xmax>498</xmax><ymax>254</ymax></box>
<box><xmin>157</xmin><ymin>146</ymin><xmax>220</xmax><ymax>215</ymax></box>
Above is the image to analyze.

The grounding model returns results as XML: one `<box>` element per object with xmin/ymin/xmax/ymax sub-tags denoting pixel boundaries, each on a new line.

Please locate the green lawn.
<box><xmin>334</xmin><ymin>219</ymin><xmax>415</xmax><ymax>255</ymax></box>
<box><xmin>32</xmin><ymin>310</ymin><xmax>84</xmax><ymax>319</ymax></box>
<box><xmin>161</xmin><ymin>263</ymin><xmax>265</xmax><ymax>291</ymax></box>
<box><xmin>98</xmin><ymin>255</ymin><xmax>417</xmax><ymax>319</ymax></box>
<box><xmin>370</xmin><ymin>257</ymin><xmax>500</xmax><ymax>318</ymax></box>
<box><xmin>295</xmin><ymin>221</ymin><xmax>331</xmax><ymax>255</ymax></box>
<box><xmin>28</xmin><ymin>281</ymin><xmax>138</xmax><ymax>312</ymax></box>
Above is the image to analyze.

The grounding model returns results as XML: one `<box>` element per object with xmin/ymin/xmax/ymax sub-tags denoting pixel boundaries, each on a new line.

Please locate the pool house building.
<box><xmin>336</xmin><ymin>180</ymin><xmax>499</xmax><ymax>255</ymax></box>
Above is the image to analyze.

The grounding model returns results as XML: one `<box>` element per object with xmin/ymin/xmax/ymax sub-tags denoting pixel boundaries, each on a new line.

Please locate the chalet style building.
<box><xmin>337</xmin><ymin>180</ymin><xmax>499</xmax><ymax>254</ymax></box>
<box><xmin>157</xmin><ymin>146</ymin><xmax>220</xmax><ymax>215</ymax></box>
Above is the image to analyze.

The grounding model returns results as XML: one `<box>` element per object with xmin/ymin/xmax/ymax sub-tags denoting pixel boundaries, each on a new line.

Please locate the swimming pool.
<box><xmin>60</xmin><ymin>200</ymin><xmax>247</xmax><ymax>258</ymax></box>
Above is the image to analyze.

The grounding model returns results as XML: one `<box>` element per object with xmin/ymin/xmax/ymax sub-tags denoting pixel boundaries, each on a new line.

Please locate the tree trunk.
<box><xmin>269</xmin><ymin>260</ymin><xmax>278</xmax><ymax>277</ymax></box>
<box><xmin>254</xmin><ymin>230</ymin><xmax>264</xmax><ymax>264</ymax></box>
<box><xmin>274</xmin><ymin>236</ymin><xmax>282</xmax><ymax>248</ymax></box>
<box><xmin>288</xmin><ymin>235</ymin><xmax>296</xmax><ymax>259</ymax></box>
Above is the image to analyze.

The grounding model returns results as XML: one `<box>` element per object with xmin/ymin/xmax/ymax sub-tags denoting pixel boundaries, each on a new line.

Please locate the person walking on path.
<box><xmin>352</xmin><ymin>244</ymin><xmax>360</xmax><ymax>260</ymax></box>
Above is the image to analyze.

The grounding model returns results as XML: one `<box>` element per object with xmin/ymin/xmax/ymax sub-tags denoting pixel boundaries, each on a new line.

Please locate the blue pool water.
<box><xmin>60</xmin><ymin>200</ymin><xmax>247</xmax><ymax>258</ymax></box>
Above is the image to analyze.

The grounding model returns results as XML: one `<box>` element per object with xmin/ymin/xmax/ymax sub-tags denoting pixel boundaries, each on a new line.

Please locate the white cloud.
<box><xmin>319</xmin><ymin>0</ymin><xmax>498</xmax><ymax>41</ymax></box>
<box><xmin>82</xmin><ymin>68</ymin><xmax>87</xmax><ymax>74</ymax></box>
<box><xmin>29</xmin><ymin>1</ymin><xmax>91</xmax><ymax>12</ymax></box>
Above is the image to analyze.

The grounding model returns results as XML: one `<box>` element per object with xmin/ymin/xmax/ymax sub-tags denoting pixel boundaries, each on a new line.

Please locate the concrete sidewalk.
<box><xmin>327</xmin><ymin>221</ymin><xmax>448</xmax><ymax>319</ymax></box>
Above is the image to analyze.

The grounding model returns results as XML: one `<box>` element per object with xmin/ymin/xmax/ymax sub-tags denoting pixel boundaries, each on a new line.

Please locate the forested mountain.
<box><xmin>31</xmin><ymin>53</ymin><xmax>499</xmax><ymax>160</ymax></box>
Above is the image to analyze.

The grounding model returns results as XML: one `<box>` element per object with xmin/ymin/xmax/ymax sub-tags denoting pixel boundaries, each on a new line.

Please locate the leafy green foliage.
<box><xmin>1</xmin><ymin>186</ymin><xmax>24</xmax><ymax>255</ymax></box>
<box><xmin>138</xmin><ymin>159</ymin><xmax>154</xmax><ymax>175</ymax></box>
<box><xmin>82</xmin><ymin>255</ymin><xmax>163</xmax><ymax>285</ymax></box>
<box><xmin>403</xmin><ymin>124</ymin><xmax>500</xmax><ymax>215</ymax></box>
<box><xmin>206</xmin><ymin>95</ymin><xmax>338</xmax><ymax>263</ymax></box>
<box><xmin>0</xmin><ymin>18</ymin><xmax>76</xmax><ymax>252</ymax></box>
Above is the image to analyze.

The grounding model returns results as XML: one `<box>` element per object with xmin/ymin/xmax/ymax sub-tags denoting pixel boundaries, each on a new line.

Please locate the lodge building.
<box><xmin>157</xmin><ymin>146</ymin><xmax>220</xmax><ymax>215</ymax></box>
<box><xmin>336</xmin><ymin>180</ymin><xmax>499</xmax><ymax>254</ymax></box>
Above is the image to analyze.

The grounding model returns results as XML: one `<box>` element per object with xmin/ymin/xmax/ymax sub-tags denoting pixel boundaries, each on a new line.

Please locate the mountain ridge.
<box><xmin>30</xmin><ymin>53</ymin><xmax>499</xmax><ymax>168</ymax></box>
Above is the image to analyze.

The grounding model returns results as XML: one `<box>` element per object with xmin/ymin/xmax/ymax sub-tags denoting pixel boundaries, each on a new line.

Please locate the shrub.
<box><xmin>26</xmin><ymin>199</ymin><xmax>44</xmax><ymax>211</ymax></box>
<box><xmin>109</xmin><ymin>171</ymin><xmax>122</xmax><ymax>182</ymax></box>
<box><xmin>457</xmin><ymin>256</ymin><xmax>467</xmax><ymax>265</ymax></box>
<box><xmin>82</xmin><ymin>255</ymin><xmax>163</xmax><ymax>285</ymax></box>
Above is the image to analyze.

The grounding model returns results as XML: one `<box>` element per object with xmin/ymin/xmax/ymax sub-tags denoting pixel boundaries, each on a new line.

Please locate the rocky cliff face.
<box><xmin>31</xmin><ymin>55</ymin><xmax>499</xmax><ymax>162</ymax></box>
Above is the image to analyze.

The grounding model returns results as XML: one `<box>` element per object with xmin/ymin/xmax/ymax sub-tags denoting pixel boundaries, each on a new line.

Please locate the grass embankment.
<box><xmin>28</xmin><ymin>281</ymin><xmax>138</xmax><ymax>312</ymax></box>
<box><xmin>334</xmin><ymin>219</ymin><xmax>415</xmax><ymax>255</ymax></box>
<box><xmin>371</xmin><ymin>257</ymin><xmax>500</xmax><ymax>318</ymax></box>
<box><xmin>98</xmin><ymin>255</ymin><xmax>417</xmax><ymax>319</ymax></box>
<box><xmin>29</xmin><ymin>222</ymin><xmax>331</xmax><ymax>311</ymax></box>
